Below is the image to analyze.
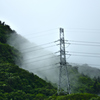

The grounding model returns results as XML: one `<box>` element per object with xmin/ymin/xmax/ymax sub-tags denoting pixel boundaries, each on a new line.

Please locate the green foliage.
<box><xmin>48</xmin><ymin>93</ymin><xmax>98</xmax><ymax>100</ymax></box>
<box><xmin>0</xmin><ymin>42</ymin><xmax>20</xmax><ymax>64</ymax></box>
<box><xmin>0</xmin><ymin>22</ymin><xmax>14</xmax><ymax>43</ymax></box>
<box><xmin>90</xmin><ymin>97</ymin><xmax>100</xmax><ymax>100</ymax></box>
<box><xmin>0</xmin><ymin>21</ymin><xmax>57</xmax><ymax>99</ymax></box>
<box><xmin>35</xmin><ymin>93</ymin><xmax>46</xmax><ymax>100</ymax></box>
<box><xmin>72</xmin><ymin>74</ymin><xmax>100</xmax><ymax>94</ymax></box>
<box><xmin>63</xmin><ymin>93</ymin><xmax>97</xmax><ymax>100</ymax></box>
<box><xmin>67</xmin><ymin>64</ymin><xmax>100</xmax><ymax>94</ymax></box>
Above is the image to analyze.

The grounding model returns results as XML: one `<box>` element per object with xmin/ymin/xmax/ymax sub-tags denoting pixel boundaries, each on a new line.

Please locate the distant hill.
<box><xmin>78</xmin><ymin>64</ymin><xmax>100</xmax><ymax>78</ymax></box>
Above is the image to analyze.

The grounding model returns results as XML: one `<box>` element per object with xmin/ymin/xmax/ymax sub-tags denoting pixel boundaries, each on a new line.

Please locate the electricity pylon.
<box><xmin>58</xmin><ymin>28</ymin><xmax>71</xmax><ymax>95</ymax></box>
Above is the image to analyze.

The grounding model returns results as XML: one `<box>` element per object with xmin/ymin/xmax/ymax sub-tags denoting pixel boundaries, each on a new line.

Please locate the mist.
<box><xmin>78</xmin><ymin>64</ymin><xmax>100</xmax><ymax>78</ymax></box>
<box><xmin>7</xmin><ymin>32</ymin><xmax>80</xmax><ymax>92</ymax></box>
<box><xmin>7</xmin><ymin>32</ymin><xmax>60</xmax><ymax>84</ymax></box>
<box><xmin>7</xmin><ymin>32</ymin><xmax>100</xmax><ymax>93</ymax></box>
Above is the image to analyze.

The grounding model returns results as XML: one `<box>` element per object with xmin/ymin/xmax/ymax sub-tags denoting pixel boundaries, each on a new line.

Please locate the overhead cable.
<box><xmin>66</xmin><ymin>51</ymin><xmax>100</xmax><ymax>56</ymax></box>
<box><xmin>23</xmin><ymin>55</ymin><xmax>59</xmax><ymax>64</ymax></box>
<box><xmin>24</xmin><ymin>28</ymin><xmax>58</xmax><ymax>38</ymax></box>
<box><xmin>66</xmin><ymin>54</ymin><xmax>100</xmax><ymax>58</ymax></box>
<box><xmin>66</xmin><ymin>43</ymin><xmax>100</xmax><ymax>47</ymax></box>
<box><xmin>68</xmin><ymin>62</ymin><xmax>100</xmax><ymax>67</ymax></box>
<box><xmin>66</xmin><ymin>40</ymin><xmax>100</xmax><ymax>44</ymax></box>
<box><xmin>27</xmin><ymin>28</ymin><xmax>58</xmax><ymax>36</ymax></box>
<box><xmin>33</xmin><ymin>66</ymin><xmax>59</xmax><ymax>72</ymax></box>
<box><xmin>20</xmin><ymin>41</ymin><xmax>55</xmax><ymax>51</ymax></box>
<box><xmin>29</xmin><ymin>63</ymin><xmax>59</xmax><ymax>70</ymax></box>
<box><xmin>23</xmin><ymin>52</ymin><xmax>57</xmax><ymax>61</ymax></box>
<box><xmin>22</xmin><ymin>45</ymin><xmax>58</xmax><ymax>54</ymax></box>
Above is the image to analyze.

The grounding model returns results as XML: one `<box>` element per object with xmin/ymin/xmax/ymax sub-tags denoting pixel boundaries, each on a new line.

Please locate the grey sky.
<box><xmin>1</xmin><ymin>0</ymin><xmax>100</xmax><ymax>68</ymax></box>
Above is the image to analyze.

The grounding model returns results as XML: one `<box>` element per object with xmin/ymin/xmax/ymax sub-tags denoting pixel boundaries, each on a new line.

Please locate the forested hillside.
<box><xmin>67</xmin><ymin>64</ymin><xmax>100</xmax><ymax>94</ymax></box>
<box><xmin>0</xmin><ymin>21</ymin><xmax>100</xmax><ymax>100</ymax></box>
<box><xmin>0</xmin><ymin>21</ymin><xmax>56</xmax><ymax>99</ymax></box>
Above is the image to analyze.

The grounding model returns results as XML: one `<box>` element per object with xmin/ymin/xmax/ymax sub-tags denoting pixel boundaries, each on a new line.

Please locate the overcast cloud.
<box><xmin>1</xmin><ymin>0</ymin><xmax>100</xmax><ymax>68</ymax></box>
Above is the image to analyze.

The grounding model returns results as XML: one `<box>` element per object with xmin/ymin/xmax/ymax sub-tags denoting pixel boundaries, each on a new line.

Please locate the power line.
<box><xmin>25</xmin><ymin>28</ymin><xmax>58</xmax><ymax>36</ymax></box>
<box><xmin>66</xmin><ymin>54</ymin><xmax>100</xmax><ymax>58</ymax></box>
<box><xmin>68</xmin><ymin>62</ymin><xmax>100</xmax><ymax>67</ymax></box>
<box><xmin>24</xmin><ymin>28</ymin><xmax>58</xmax><ymax>38</ymax></box>
<box><xmin>23</xmin><ymin>52</ymin><xmax>57</xmax><ymax>61</ymax></box>
<box><xmin>65</xmin><ymin>28</ymin><xmax>100</xmax><ymax>33</ymax></box>
<box><xmin>24</xmin><ymin>39</ymin><xmax>100</xmax><ymax>50</ymax></box>
<box><xmin>66</xmin><ymin>51</ymin><xmax>100</xmax><ymax>56</ymax></box>
<box><xmin>33</xmin><ymin>66</ymin><xmax>59</xmax><ymax>72</ymax></box>
<box><xmin>66</xmin><ymin>40</ymin><xmax>100</xmax><ymax>44</ymax></box>
<box><xmin>65</xmin><ymin>31</ymin><xmax>100</xmax><ymax>33</ymax></box>
<box><xmin>22</xmin><ymin>45</ymin><xmax>58</xmax><ymax>54</ymax></box>
<box><xmin>65</xmin><ymin>28</ymin><xmax>100</xmax><ymax>31</ymax></box>
<box><xmin>20</xmin><ymin>41</ymin><xmax>55</xmax><ymax>51</ymax></box>
<box><xmin>23</xmin><ymin>55</ymin><xmax>59</xmax><ymax>64</ymax></box>
<box><xmin>27</xmin><ymin>32</ymin><xmax>57</xmax><ymax>39</ymax></box>
<box><xmin>20</xmin><ymin>40</ymin><xmax>100</xmax><ymax>54</ymax></box>
<box><xmin>66</xmin><ymin>54</ymin><xmax>71</xmax><ymax>60</ymax></box>
<box><xmin>4</xmin><ymin>53</ymin><xmax>59</xmax><ymax>65</ymax></box>
<box><xmin>28</xmin><ymin>63</ymin><xmax>59</xmax><ymax>71</ymax></box>
<box><xmin>66</xmin><ymin>43</ymin><xmax>100</xmax><ymax>47</ymax></box>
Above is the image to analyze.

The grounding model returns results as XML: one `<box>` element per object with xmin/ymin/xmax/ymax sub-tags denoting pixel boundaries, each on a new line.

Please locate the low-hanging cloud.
<box><xmin>7</xmin><ymin>32</ymin><xmax>100</xmax><ymax>93</ymax></box>
<box><xmin>7</xmin><ymin>32</ymin><xmax>60</xmax><ymax>83</ymax></box>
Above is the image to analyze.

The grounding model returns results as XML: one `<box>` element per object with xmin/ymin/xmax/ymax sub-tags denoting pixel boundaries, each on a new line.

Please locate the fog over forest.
<box><xmin>7</xmin><ymin>32</ymin><xmax>100</xmax><ymax>88</ymax></box>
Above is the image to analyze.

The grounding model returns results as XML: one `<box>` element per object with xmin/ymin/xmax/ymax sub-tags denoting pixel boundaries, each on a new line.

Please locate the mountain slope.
<box><xmin>0</xmin><ymin>21</ymin><xmax>56</xmax><ymax>100</ymax></box>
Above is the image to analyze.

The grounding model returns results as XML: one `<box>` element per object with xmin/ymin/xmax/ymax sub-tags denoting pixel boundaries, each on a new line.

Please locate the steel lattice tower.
<box><xmin>58</xmin><ymin>28</ymin><xmax>71</xmax><ymax>95</ymax></box>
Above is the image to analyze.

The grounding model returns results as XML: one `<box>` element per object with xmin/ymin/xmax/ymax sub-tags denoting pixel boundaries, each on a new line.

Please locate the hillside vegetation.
<box><xmin>0</xmin><ymin>21</ymin><xmax>56</xmax><ymax>100</ymax></box>
<box><xmin>0</xmin><ymin>21</ymin><xmax>100</xmax><ymax>100</ymax></box>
